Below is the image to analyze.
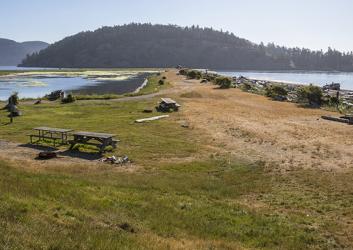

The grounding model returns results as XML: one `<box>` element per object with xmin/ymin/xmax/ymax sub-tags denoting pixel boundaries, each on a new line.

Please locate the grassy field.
<box><xmin>0</xmin><ymin>73</ymin><xmax>352</xmax><ymax>249</ymax></box>
<box><xmin>0</xmin><ymin>97</ymin><xmax>198</xmax><ymax>163</ymax></box>
<box><xmin>1</xmin><ymin>152</ymin><xmax>351</xmax><ymax>249</ymax></box>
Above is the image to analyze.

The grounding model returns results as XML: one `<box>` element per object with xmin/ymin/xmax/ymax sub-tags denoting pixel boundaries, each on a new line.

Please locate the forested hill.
<box><xmin>20</xmin><ymin>24</ymin><xmax>353</xmax><ymax>71</ymax></box>
<box><xmin>0</xmin><ymin>39</ymin><xmax>48</xmax><ymax>66</ymax></box>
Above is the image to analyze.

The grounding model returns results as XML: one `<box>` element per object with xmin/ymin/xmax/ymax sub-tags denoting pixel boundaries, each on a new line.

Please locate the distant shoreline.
<box><xmin>216</xmin><ymin>70</ymin><xmax>353</xmax><ymax>91</ymax></box>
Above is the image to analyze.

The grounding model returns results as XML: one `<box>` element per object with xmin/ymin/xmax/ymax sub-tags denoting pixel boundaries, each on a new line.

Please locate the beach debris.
<box><xmin>323</xmin><ymin>82</ymin><xmax>341</xmax><ymax>91</ymax></box>
<box><xmin>200</xmin><ymin>79</ymin><xmax>208</xmax><ymax>83</ymax></box>
<box><xmin>156</xmin><ymin>98</ymin><xmax>181</xmax><ymax>112</ymax></box>
<box><xmin>45</xmin><ymin>90</ymin><xmax>64</xmax><ymax>101</ymax></box>
<box><xmin>321</xmin><ymin>115</ymin><xmax>353</xmax><ymax>125</ymax></box>
<box><xmin>135</xmin><ymin>115</ymin><xmax>169</xmax><ymax>123</ymax></box>
<box><xmin>272</xmin><ymin>95</ymin><xmax>287</xmax><ymax>102</ymax></box>
<box><xmin>37</xmin><ymin>151</ymin><xmax>57</xmax><ymax>160</ymax></box>
<box><xmin>100</xmin><ymin>155</ymin><xmax>131</xmax><ymax>165</ymax></box>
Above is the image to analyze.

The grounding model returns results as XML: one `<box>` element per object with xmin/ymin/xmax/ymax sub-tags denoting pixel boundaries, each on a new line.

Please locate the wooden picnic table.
<box><xmin>29</xmin><ymin>127</ymin><xmax>73</xmax><ymax>147</ymax></box>
<box><xmin>69</xmin><ymin>131</ymin><xmax>118</xmax><ymax>153</ymax></box>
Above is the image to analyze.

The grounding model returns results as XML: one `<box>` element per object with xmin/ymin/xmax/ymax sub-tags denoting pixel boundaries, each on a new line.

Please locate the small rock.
<box><xmin>143</xmin><ymin>109</ymin><xmax>153</xmax><ymax>113</ymax></box>
<box><xmin>119</xmin><ymin>223</ymin><xmax>135</xmax><ymax>233</ymax></box>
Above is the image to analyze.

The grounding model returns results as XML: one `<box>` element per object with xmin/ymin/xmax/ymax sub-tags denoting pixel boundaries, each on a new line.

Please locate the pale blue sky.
<box><xmin>1</xmin><ymin>0</ymin><xmax>352</xmax><ymax>51</ymax></box>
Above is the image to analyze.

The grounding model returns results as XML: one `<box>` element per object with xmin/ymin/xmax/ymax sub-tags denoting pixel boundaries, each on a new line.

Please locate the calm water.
<box><xmin>0</xmin><ymin>67</ymin><xmax>154</xmax><ymax>100</ymax></box>
<box><xmin>218</xmin><ymin>71</ymin><xmax>353</xmax><ymax>90</ymax></box>
<box><xmin>0</xmin><ymin>66</ymin><xmax>61</xmax><ymax>71</ymax></box>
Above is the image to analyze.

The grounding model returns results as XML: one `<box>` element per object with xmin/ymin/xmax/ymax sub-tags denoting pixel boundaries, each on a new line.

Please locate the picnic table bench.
<box><xmin>29</xmin><ymin>127</ymin><xmax>73</xmax><ymax>147</ymax></box>
<box><xmin>69</xmin><ymin>131</ymin><xmax>119</xmax><ymax>153</ymax></box>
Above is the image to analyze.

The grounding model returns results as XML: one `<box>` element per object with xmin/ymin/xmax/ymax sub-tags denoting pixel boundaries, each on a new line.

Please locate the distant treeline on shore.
<box><xmin>20</xmin><ymin>23</ymin><xmax>353</xmax><ymax>71</ymax></box>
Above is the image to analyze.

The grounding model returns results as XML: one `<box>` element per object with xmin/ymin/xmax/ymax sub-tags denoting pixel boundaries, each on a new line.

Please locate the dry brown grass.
<box><xmin>168</xmin><ymin>72</ymin><xmax>353</xmax><ymax>172</ymax></box>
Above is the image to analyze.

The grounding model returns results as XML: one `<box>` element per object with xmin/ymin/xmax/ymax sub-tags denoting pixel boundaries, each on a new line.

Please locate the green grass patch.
<box><xmin>0</xmin><ymin>98</ymin><xmax>199</xmax><ymax>163</ymax></box>
<box><xmin>75</xmin><ymin>93</ymin><xmax>123</xmax><ymax>100</ymax></box>
<box><xmin>126</xmin><ymin>75</ymin><xmax>171</xmax><ymax>97</ymax></box>
<box><xmin>0</xmin><ymin>158</ymin><xmax>343</xmax><ymax>249</ymax></box>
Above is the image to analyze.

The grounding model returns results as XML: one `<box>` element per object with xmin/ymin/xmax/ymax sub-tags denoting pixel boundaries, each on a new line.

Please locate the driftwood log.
<box><xmin>321</xmin><ymin>116</ymin><xmax>353</xmax><ymax>125</ymax></box>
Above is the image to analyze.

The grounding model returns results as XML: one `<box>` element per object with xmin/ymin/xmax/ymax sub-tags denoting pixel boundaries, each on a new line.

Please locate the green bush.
<box><xmin>296</xmin><ymin>84</ymin><xmax>323</xmax><ymax>106</ymax></box>
<box><xmin>158</xmin><ymin>79</ymin><xmax>165</xmax><ymax>85</ymax></box>
<box><xmin>265</xmin><ymin>85</ymin><xmax>288</xmax><ymax>99</ymax></box>
<box><xmin>205</xmin><ymin>74</ymin><xmax>216</xmax><ymax>82</ymax></box>
<box><xmin>240</xmin><ymin>82</ymin><xmax>253</xmax><ymax>92</ymax></box>
<box><xmin>8</xmin><ymin>92</ymin><xmax>19</xmax><ymax>106</ymax></box>
<box><xmin>179</xmin><ymin>69</ymin><xmax>188</xmax><ymax>75</ymax></box>
<box><xmin>187</xmin><ymin>70</ymin><xmax>202</xmax><ymax>80</ymax></box>
<box><xmin>215</xmin><ymin>77</ymin><xmax>232</xmax><ymax>89</ymax></box>
<box><xmin>328</xmin><ymin>96</ymin><xmax>339</xmax><ymax>106</ymax></box>
<box><xmin>61</xmin><ymin>93</ymin><xmax>76</xmax><ymax>104</ymax></box>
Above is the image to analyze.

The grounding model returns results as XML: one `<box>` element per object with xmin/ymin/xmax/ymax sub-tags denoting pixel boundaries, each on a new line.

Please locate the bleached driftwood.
<box><xmin>135</xmin><ymin>115</ymin><xmax>169</xmax><ymax>123</ymax></box>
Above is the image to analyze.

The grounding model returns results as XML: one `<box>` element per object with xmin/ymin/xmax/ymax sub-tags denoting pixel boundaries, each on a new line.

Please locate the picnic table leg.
<box><xmin>69</xmin><ymin>135</ymin><xmax>76</xmax><ymax>150</ymax></box>
<box><xmin>99</xmin><ymin>139</ymin><xmax>108</xmax><ymax>154</ymax></box>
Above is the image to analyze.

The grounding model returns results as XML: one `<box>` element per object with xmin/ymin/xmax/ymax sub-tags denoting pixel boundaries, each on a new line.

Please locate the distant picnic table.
<box><xmin>69</xmin><ymin>131</ymin><xmax>118</xmax><ymax>153</ymax></box>
<box><xmin>29</xmin><ymin>127</ymin><xmax>73</xmax><ymax>147</ymax></box>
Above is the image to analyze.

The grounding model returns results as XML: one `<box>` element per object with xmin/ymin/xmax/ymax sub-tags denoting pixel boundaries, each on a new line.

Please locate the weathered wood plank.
<box><xmin>72</xmin><ymin>131</ymin><xmax>115</xmax><ymax>139</ymax></box>
<box><xmin>34</xmin><ymin>127</ymin><xmax>73</xmax><ymax>133</ymax></box>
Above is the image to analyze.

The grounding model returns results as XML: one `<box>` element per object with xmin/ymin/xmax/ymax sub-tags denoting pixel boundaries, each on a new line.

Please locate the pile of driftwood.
<box><xmin>100</xmin><ymin>155</ymin><xmax>130</xmax><ymax>165</ymax></box>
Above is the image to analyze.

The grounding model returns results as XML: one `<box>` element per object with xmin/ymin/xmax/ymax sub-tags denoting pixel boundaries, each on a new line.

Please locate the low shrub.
<box><xmin>215</xmin><ymin>77</ymin><xmax>232</xmax><ymax>89</ymax></box>
<box><xmin>158</xmin><ymin>79</ymin><xmax>165</xmax><ymax>85</ymax></box>
<box><xmin>296</xmin><ymin>84</ymin><xmax>323</xmax><ymax>106</ymax></box>
<box><xmin>205</xmin><ymin>74</ymin><xmax>217</xmax><ymax>82</ymax></box>
<box><xmin>61</xmin><ymin>93</ymin><xmax>76</xmax><ymax>104</ymax></box>
<box><xmin>187</xmin><ymin>70</ymin><xmax>202</xmax><ymax>80</ymax></box>
<box><xmin>328</xmin><ymin>96</ymin><xmax>339</xmax><ymax>106</ymax></box>
<box><xmin>8</xmin><ymin>92</ymin><xmax>19</xmax><ymax>106</ymax></box>
<box><xmin>240</xmin><ymin>82</ymin><xmax>253</xmax><ymax>92</ymax></box>
<box><xmin>265</xmin><ymin>85</ymin><xmax>288</xmax><ymax>100</ymax></box>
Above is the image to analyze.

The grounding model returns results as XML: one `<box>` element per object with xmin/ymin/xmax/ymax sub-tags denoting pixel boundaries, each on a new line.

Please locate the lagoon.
<box><xmin>0</xmin><ymin>68</ymin><xmax>155</xmax><ymax>100</ymax></box>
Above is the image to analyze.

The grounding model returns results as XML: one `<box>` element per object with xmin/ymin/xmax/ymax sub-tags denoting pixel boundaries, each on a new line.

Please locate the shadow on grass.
<box><xmin>19</xmin><ymin>143</ymin><xmax>57</xmax><ymax>152</ymax></box>
<box><xmin>19</xmin><ymin>143</ymin><xmax>102</xmax><ymax>161</ymax></box>
<box><xmin>59</xmin><ymin>150</ymin><xmax>102</xmax><ymax>161</ymax></box>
